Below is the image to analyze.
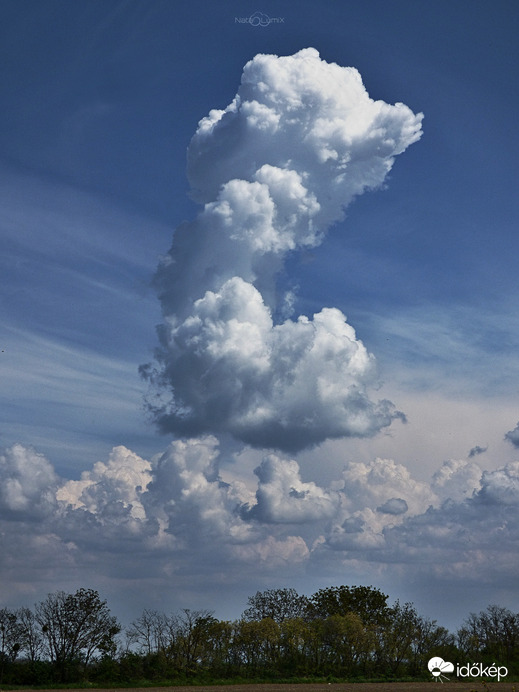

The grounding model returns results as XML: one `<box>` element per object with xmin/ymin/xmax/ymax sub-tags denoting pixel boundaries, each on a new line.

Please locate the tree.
<box><xmin>35</xmin><ymin>588</ymin><xmax>120</xmax><ymax>681</ymax></box>
<box><xmin>408</xmin><ymin>615</ymin><xmax>455</xmax><ymax>676</ymax></box>
<box><xmin>0</xmin><ymin>608</ymin><xmax>23</xmax><ymax>663</ymax></box>
<box><xmin>0</xmin><ymin>608</ymin><xmax>23</xmax><ymax>685</ymax></box>
<box><xmin>458</xmin><ymin>604</ymin><xmax>519</xmax><ymax>667</ymax></box>
<box><xmin>321</xmin><ymin>613</ymin><xmax>367</xmax><ymax>674</ymax></box>
<box><xmin>309</xmin><ymin>585</ymin><xmax>390</xmax><ymax>626</ymax></box>
<box><xmin>126</xmin><ymin>609</ymin><xmax>171</xmax><ymax>656</ymax></box>
<box><xmin>375</xmin><ymin>601</ymin><xmax>421</xmax><ymax>675</ymax></box>
<box><xmin>279</xmin><ymin>617</ymin><xmax>313</xmax><ymax>676</ymax></box>
<box><xmin>125</xmin><ymin>608</ymin><xmax>175</xmax><ymax>679</ymax></box>
<box><xmin>234</xmin><ymin>618</ymin><xmax>281</xmax><ymax>675</ymax></box>
<box><xmin>201</xmin><ymin>619</ymin><xmax>235</xmax><ymax>676</ymax></box>
<box><xmin>242</xmin><ymin>588</ymin><xmax>309</xmax><ymax>623</ymax></box>
<box><xmin>171</xmin><ymin>609</ymin><xmax>217</xmax><ymax>675</ymax></box>
<box><xmin>17</xmin><ymin>607</ymin><xmax>45</xmax><ymax>663</ymax></box>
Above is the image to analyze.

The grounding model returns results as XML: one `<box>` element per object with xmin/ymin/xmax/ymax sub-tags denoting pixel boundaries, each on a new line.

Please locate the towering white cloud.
<box><xmin>142</xmin><ymin>48</ymin><xmax>422</xmax><ymax>451</ymax></box>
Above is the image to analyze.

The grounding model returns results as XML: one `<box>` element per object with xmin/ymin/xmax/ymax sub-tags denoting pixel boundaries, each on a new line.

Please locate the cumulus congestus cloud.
<box><xmin>142</xmin><ymin>48</ymin><xmax>423</xmax><ymax>451</ymax></box>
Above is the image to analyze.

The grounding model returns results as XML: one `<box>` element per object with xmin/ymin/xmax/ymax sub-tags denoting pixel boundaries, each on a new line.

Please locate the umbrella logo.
<box><xmin>428</xmin><ymin>657</ymin><xmax>454</xmax><ymax>683</ymax></box>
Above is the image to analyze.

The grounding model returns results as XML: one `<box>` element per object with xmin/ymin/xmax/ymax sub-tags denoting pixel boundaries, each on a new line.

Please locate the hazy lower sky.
<box><xmin>1</xmin><ymin>0</ymin><xmax>518</xmax><ymax>631</ymax></box>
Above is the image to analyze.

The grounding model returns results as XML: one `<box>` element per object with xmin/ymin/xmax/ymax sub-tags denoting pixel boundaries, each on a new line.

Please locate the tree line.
<box><xmin>1</xmin><ymin>585</ymin><xmax>518</xmax><ymax>685</ymax></box>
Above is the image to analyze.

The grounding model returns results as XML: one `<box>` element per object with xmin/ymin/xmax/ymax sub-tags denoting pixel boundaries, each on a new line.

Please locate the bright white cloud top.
<box><xmin>142</xmin><ymin>48</ymin><xmax>422</xmax><ymax>451</ymax></box>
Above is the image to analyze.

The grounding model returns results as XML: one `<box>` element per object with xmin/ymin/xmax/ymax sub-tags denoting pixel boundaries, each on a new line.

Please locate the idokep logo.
<box><xmin>428</xmin><ymin>657</ymin><xmax>454</xmax><ymax>683</ymax></box>
<box><xmin>428</xmin><ymin>656</ymin><xmax>509</xmax><ymax>683</ymax></box>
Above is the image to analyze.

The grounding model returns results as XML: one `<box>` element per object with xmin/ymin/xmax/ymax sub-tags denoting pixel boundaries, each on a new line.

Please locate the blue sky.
<box><xmin>1</xmin><ymin>0</ymin><xmax>519</xmax><ymax>631</ymax></box>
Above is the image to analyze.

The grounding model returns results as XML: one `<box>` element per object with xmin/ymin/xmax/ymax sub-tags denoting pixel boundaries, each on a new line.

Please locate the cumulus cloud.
<box><xmin>4</xmin><ymin>41</ymin><xmax>519</xmax><ymax>630</ymax></box>
<box><xmin>505</xmin><ymin>422</ymin><xmax>519</xmax><ymax>448</ymax></box>
<box><xmin>375</xmin><ymin>462</ymin><xmax>519</xmax><ymax>591</ymax></box>
<box><xmin>0</xmin><ymin>441</ymin><xmax>319</xmax><ymax>604</ymax></box>
<box><xmin>334</xmin><ymin>457</ymin><xmax>436</xmax><ymax>515</ymax></box>
<box><xmin>142</xmin><ymin>48</ymin><xmax>422</xmax><ymax>452</ymax></box>
<box><xmin>313</xmin><ymin>459</ymin><xmax>519</xmax><ymax>594</ymax></box>
<box><xmin>57</xmin><ymin>445</ymin><xmax>152</xmax><ymax>520</ymax></box>
<box><xmin>145</xmin><ymin>277</ymin><xmax>404</xmax><ymax>451</ymax></box>
<box><xmin>324</xmin><ymin>457</ymin><xmax>436</xmax><ymax>551</ymax></box>
<box><xmin>0</xmin><ymin>444</ymin><xmax>58</xmax><ymax>519</ymax></box>
<box><xmin>477</xmin><ymin>462</ymin><xmax>519</xmax><ymax>505</ymax></box>
<box><xmin>1</xmin><ymin>440</ymin><xmax>519</xmax><ymax>621</ymax></box>
<box><xmin>142</xmin><ymin>436</ymin><xmax>254</xmax><ymax>547</ymax></box>
<box><xmin>241</xmin><ymin>454</ymin><xmax>338</xmax><ymax>523</ymax></box>
<box><xmin>431</xmin><ymin>458</ymin><xmax>482</xmax><ymax>503</ymax></box>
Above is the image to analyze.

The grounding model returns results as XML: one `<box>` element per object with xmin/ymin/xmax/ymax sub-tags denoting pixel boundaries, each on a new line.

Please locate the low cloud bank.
<box><xmin>2</xmin><ymin>439</ymin><xmax>518</xmax><ymax>611</ymax></box>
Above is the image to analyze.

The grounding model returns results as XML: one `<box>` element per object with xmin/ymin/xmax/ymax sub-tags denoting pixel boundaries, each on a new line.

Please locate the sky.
<box><xmin>1</xmin><ymin>0</ymin><xmax>519</xmax><ymax>633</ymax></box>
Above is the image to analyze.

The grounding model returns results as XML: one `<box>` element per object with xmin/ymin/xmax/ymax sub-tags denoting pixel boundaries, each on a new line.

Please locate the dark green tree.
<box><xmin>242</xmin><ymin>587</ymin><xmax>309</xmax><ymax>623</ymax></box>
<box><xmin>0</xmin><ymin>608</ymin><xmax>23</xmax><ymax>685</ymax></box>
<box><xmin>0</xmin><ymin>608</ymin><xmax>23</xmax><ymax>661</ymax></box>
<box><xmin>408</xmin><ymin>615</ymin><xmax>455</xmax><ymax>676</ymax></box>
<box><xmin>320</xmin><ymin>612</ymin><xmax>367</xmax><ymax>674</ymax></box>
<box><xmin>309</xmin><ymin>584</ymin><xmax>390</xmax><ymax>626</ymax></box>
<box><xmin>170</xmin><ymin>609</ymin><xmax>217</xmax><ymax>675</ymax></box>
<box><xmin>458</xmin><ymin>604</ymin><xmax>519</xmax><ymax>668</ymax></box>
<box><xmin>375</xmin><ymin>601</ymin><xmax>420</xmax><ymax>675</ymax></box>
<box><xmin>201</xmin><ymin>619</ymin><xmax>235</xmax><ymax>676</ymax></box>
<box><xmin>278</xmin><ymin>617</ymin><xmax>313</xmax><ymax>676</ymax></box>
<box><xmin>234</xmin><ymin>618</ymin><xmax>281</xmax><ymax>676</ymax></box>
